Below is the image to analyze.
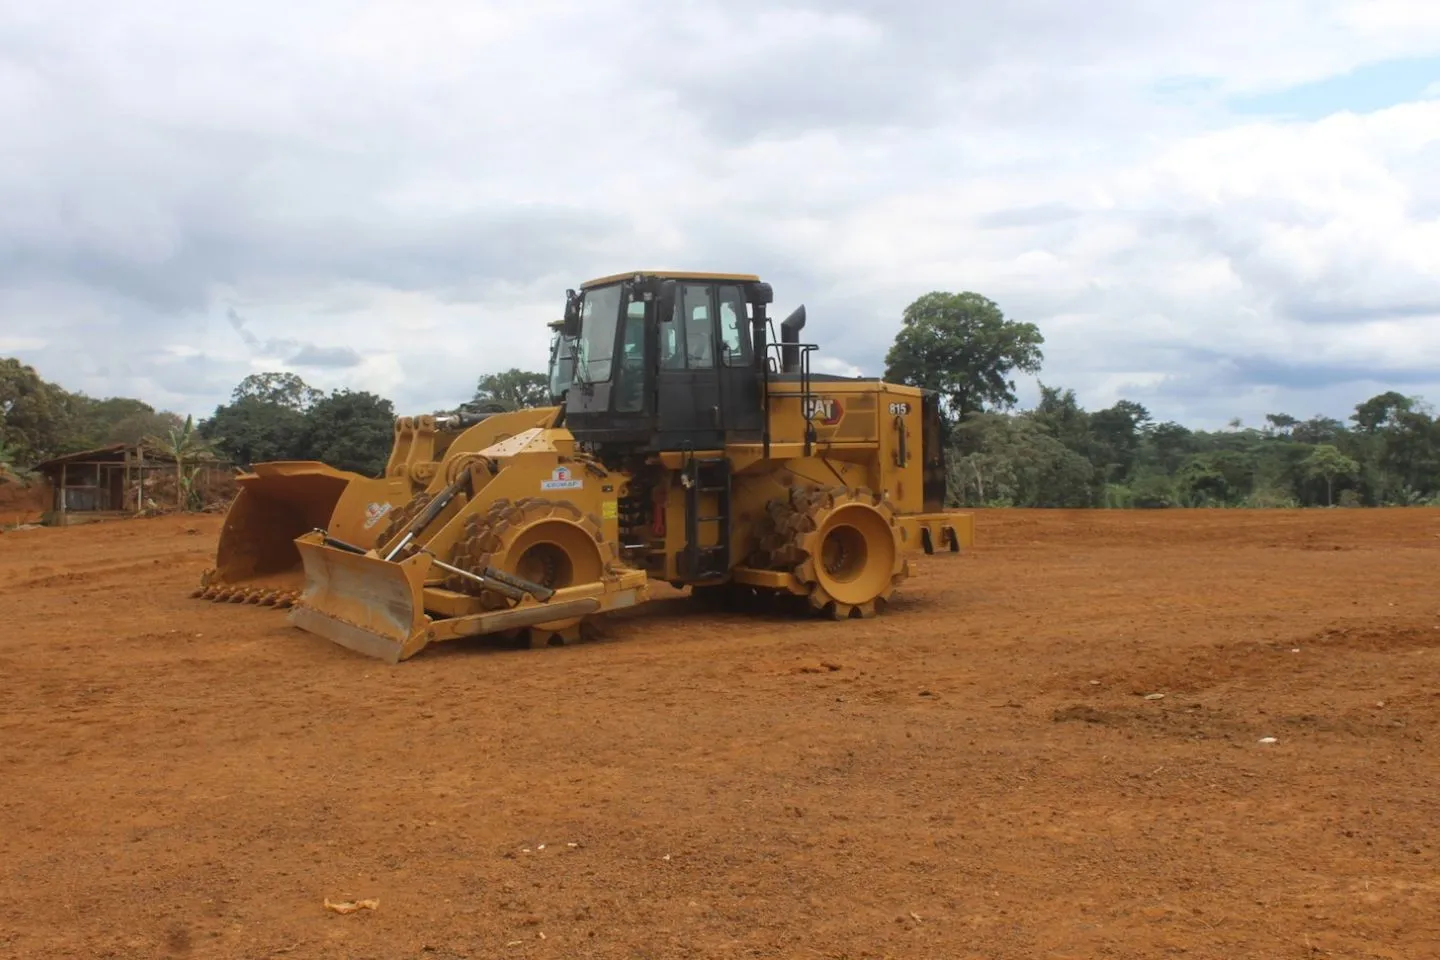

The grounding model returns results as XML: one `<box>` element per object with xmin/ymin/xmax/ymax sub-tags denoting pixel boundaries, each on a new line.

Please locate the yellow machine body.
<box><xmin>644</xmin><ymin>375</ymin><xmax>970</xmax><ymax>586</ymax></box>
<box><xmin>193</xmin><ymin>406</ymin><xmax>562</xmax><ymax>606</ymax></box>
<box><xmin>289</xmin><ymin>426</ymin><xmax>649</xmax><ymax>662</ymax></box>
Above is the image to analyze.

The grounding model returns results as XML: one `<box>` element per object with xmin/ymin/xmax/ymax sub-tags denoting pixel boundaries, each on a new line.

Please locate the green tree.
<box><xmin>105</xmin><ymin>409</ymin><xmax>186</xmax><ymax>446</ymax></box>
<box><xmin>56</xmin><ymin>395</ymin><xmax>191</xmax><ymax>449</ymax></box>
<box><xmin>1351</xmin><ymin>391</ymin><xmax>1412</xmax><ymax>434</ymax></box>
<box><xmin>1138</xmin><ymin>421</ymin><xmax>1196</xmax><ymax>475</ymax></box>
<box><xmin>1031</xmin><ymin>384</ymin><xmax>1090</xmax><ymax>446</ymax></box>
<box><xmin>947</xmin><ymin>411</ymin><xmax>1097</xmax><ymax>508</ymax></box>
<box><xmin>883</xmin><ymin>292</ymin><xmax>1044</xmax><ymax>429</ymax></box>
<box><xmin>301</xmin><ymin>390</ymin><xmax>396</xmax><ymax>477</ymax></box>
<box><xmin>1175</xmin><ymin>455</ymin><xmax>1232</xmax><ymax>506</ymax></box>
<box><xmin>1378</xmin><ymin>408</ymin><xmax>1439</xmax><ymax>500</ymax></box>
<box><xmin>1292</xmin><ymin>415</ymin><xmax>1346</xmax><ymax>445</ymax></box>
<box><xmin>200</xmin><ymin>397</ymin><xmax>310</xmax><ymax>467</ymax></box>
<box><xmin>1172</xmin><ymin>448</ymin><xmax>1263</xmax><ymax>506</ymax></box>
<box><xmin>201</xmin><ymin>372</ymin><xmax>330</xmax><ymax>467</ymax></box>
<box><xmin>1089</xmin><ymin>400</ymin><xmax>1151</xmax><ymax>483</ymax></box>
<box><xmin>473</xmin><ymin>368</ymin><xmax>550</xmax><ymax>411</ymax></box>
<box><xmin>232</xmin><ymin>372</ymin><xmax>324</xmax><ymax>411</ymax></box>
<box><xmin>65</xmin><ymin>396</ymin><xmax>151</xmax><ymax>449</ymax></box>
<box><xmin>0</xmin><ymin>358</ymin><xmax>78</xmax><ymax>463</ymax></box>
<box><xmin>1303</xmin><ymin>444</ymin><xmax>1359</xmax><ymax>506</ymax></box>
<box><xmin>1128</xmin><ymin>470</ymin><xmax>1180</xmax><ymax>508</ymax></box>
<box><xmin>1263</xmin><ymin>413</ymin><xmax>1298</xmax><ymax>438</ymax></box>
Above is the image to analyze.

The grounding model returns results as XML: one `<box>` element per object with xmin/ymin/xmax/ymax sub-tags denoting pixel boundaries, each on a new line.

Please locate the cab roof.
<box><xmin>580</xmin><ymin>270</ymin><xmax>761</xmax><ymax>290</ymax></box>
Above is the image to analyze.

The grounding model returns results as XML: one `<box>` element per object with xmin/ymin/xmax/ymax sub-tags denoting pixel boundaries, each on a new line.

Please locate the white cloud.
<box><xmin>1</xmin><ymin>0</ymin><xmax>1438</xmax><ymax>431</ymax></box>
<box><xmin>814</xmin><ymin>357</ymin><xmax>866</xmax><ymax>379</ymax></box>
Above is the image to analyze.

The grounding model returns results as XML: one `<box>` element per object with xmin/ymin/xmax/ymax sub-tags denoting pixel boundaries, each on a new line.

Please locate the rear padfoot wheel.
<box><xmin>757</xmin><ymin>485</ymin><xmax>908</xmax><ymax>620</ymax></box>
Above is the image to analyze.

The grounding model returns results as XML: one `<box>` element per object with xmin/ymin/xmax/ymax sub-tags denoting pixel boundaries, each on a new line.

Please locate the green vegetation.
<box><xmin>472</xmin><ymin>368</ymin><xmax>550</xmax><ymax>411</ymax></box>
<box><xmin>0</xmin><ymin>357</ymin><xmax>185</xmax><ymax>464</ymax></box>
<box><xmin>942</xmin><ymin>386</ymin><xmax>1438</xmax><ymax>509</ymax></box>
<box><xmin>883</xmin><ymin>291</ymin><xmax>1045</xmax><ymax>429</ymax></box>
<box><xmin>3</xmin><ymin>290</ymin><xmax>1438</xmax><ymax>506</ymax></box>
<box><xmin>0</xmin><ymin>361</ymin><xmax>398</xmax><ymax>480</ymax></box>
<box><xmin>879</xmin><ymin>292</ymin><xmax>1440</xmax><ymax>508</ymax></box>
<box><xmin>143</xmin><ymin>415</ymin><xmax>222</xmax><ymax>509</ymax></box>
<box><xmin>195</xmin><ymin>374</ymin><xmax>397</xmax><ymax>476</ymax></box>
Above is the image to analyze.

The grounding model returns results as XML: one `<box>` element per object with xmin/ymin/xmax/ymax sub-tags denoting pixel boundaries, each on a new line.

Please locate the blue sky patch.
<box><xmin>1226</xmin><ymin>55</ymin><xmax>1440</xmax><ymax>120</ymax></box>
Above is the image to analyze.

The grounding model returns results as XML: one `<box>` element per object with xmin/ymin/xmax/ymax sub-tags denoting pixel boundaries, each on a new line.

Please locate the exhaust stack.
<box><xmin>780</xmin><ymin>305</ymin><xmax>806</xmax><ymax>374</ymax></box>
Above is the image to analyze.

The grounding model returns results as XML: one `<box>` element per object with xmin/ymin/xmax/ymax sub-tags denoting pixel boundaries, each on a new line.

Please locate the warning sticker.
<box><xmin>362</xmin><ymin>502</ymin><xmax>393</xmax><ymax>529</ymax></box>
<box><xmin>602</xmin><ymin>500</ymin><xmax>618</xmax><ymax>519</ymax></box>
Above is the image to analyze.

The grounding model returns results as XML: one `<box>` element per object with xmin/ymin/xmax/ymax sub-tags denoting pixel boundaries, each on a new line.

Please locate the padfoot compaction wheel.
<box><xmin>449</xmin><ymin>496</ymin><xmax>616</xmax><ymax>646</ymax></box>
<box><xmin>755</xmin><ymin>486</ymin><xmax>908</xmax><ymax>619</ymax></box>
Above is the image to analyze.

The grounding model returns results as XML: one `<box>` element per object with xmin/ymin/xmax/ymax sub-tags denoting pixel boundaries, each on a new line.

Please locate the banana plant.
<box><xmin>142</xmin><ymin>415</ymin><xmax>220</xmax><ymax>510</ymax></box>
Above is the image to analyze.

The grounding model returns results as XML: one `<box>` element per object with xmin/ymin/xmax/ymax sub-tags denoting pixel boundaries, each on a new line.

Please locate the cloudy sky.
<box><xmin>2</xmin><ymin>0</ymin><xmax>1438</xmax><ymax>430</ymax></box>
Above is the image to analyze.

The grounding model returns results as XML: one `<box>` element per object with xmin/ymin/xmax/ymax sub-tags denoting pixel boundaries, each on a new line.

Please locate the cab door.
<box><xmin>655</xmin><ymin>281</ymin><xmax>723</xmax><ymax>449</ymax></box>
<box><xmin>714</xmin><ymin>282</ymin><xmax>763</xmax><ymax>440</ymax></box>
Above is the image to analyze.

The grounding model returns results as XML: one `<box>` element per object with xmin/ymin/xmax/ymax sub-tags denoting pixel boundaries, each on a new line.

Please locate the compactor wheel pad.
<box><xmin>757</xmin><ymin>486</ymin><xmax>907</xmax><ymax>619</ymax></box>
<box><xmin>449</xmin><ymin>496</ymin><xmax>615</xmax><ymax>630</ymax></box>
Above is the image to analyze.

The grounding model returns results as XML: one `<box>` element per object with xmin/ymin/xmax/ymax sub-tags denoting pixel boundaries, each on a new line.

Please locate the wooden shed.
<box><xmin>32</xmin><ymin>443</ymin><xmax>231</xmax><ymax>526</ymax></box>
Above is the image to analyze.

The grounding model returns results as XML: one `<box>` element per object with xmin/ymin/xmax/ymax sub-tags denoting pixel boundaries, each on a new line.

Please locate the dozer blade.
<box><xmin>197</xmin><ymin>463</ymin><xmax>405</xmax><ymax>605</ymax></box>
<box><xmin>288</xmin><ymin>531</ymin><xmax>433</xmax><ymax>664</ymax></box>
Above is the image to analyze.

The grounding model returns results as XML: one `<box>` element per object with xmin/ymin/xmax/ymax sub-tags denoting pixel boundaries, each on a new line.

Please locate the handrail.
<box><xmin>762</xmin><ymin>340</ymin><xmax>820</xmax><ymax>456</ymax></box>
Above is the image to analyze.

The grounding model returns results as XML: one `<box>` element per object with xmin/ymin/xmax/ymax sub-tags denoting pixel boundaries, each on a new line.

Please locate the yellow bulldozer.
<box><xmin>203</xmin><ymin>270</ymin><xmax>973</xmax><ymax>662</ymax></box>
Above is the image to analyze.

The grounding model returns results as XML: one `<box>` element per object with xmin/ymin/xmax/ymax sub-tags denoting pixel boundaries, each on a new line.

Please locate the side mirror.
<box><xmin>655</xmin><ymin>280</ymin><xmax>678</xmax><ymax>324</ymax></box>
<box><xmin>561</xmin><ymin>288</ymin><xmax>581</xmax><ymax>337</ymax></box>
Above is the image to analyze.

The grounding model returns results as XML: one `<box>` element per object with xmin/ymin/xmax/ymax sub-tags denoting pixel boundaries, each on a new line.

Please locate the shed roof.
<box><xmin>33</xmin><ymin>442</ymin><xmax>177</xmax><ymax>471</ymax></box>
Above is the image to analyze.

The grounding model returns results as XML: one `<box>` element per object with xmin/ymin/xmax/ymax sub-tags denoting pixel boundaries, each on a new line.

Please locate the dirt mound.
<box><xmin>1</xmin><ymin>507</ymin><xmax>1438</xmax><ymax>958</ymax></box>
<box><xmin>0</xmin><ymin>475</ymin><xmax>48</xmax><ymax>525</ymax></box>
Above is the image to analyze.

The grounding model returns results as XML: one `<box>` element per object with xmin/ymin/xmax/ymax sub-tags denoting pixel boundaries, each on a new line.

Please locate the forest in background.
<box><xmin>874</xmin><ymin>292</ymin><xmax>1439</xmax><ymax>509</ymax></box>
<box><xmin>3</xmin><ymin>289</ymin><xmax>1437</xmax><ymax>508</ymax></box>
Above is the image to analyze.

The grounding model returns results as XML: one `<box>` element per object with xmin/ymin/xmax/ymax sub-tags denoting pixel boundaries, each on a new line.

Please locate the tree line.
<box><xmin>0</xmin><ymin>362</ymin><xmax>400</xmax><ymax>480</ymax></box>
<box><xmin>196</xmin><ymin>372</ymin><xmax>397</xmax><ymax>476</ymax></box>
<box><xmin>0</xmin><ymin>359</ymin><xmax>536</xmax><ymax>482</ymax></box>
<box><xmin>937</xmin><ymin>387</ymin><xmax>1440</xmax><ymax>508</ymax></box>
<box><xmin>880</xmin><ymin>292</ymin><xmax>1440</xmax><ymax>508</ymax></box>
<box><xmin>1</xmin><ymin>357</ymin><xmax>188</xmax><ymax>468</ymax></box>
<box><xmin>4</xmin><ymin>291</ymin><xmax>1438</xmax><ymax>508</ymax></box>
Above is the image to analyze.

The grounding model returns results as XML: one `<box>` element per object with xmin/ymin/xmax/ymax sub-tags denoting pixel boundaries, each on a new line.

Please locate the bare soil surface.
<box><xmin>2</xmin><ymin>508</ymin><xmax>1438</xmax><ymax>959</ymax></box>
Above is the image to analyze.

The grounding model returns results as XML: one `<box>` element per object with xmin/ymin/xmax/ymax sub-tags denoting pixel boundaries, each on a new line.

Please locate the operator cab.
<box><xmin>559</xmin><ymin>271</ymin><xmax>774</xmax><ymax>451</ymax></box>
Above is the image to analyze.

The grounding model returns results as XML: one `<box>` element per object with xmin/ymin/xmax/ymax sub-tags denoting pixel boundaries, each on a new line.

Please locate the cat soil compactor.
<box><xmin>202</xmin><ymin>271</ymin><xmax>973</xmax><ymax>663</ymax></box>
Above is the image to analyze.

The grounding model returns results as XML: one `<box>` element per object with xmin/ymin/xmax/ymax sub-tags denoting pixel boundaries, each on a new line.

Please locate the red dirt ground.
<box><xmin>1</xmin><ymin>508</ymin><xmax>1437</xmax><ymax>959</ymax></box>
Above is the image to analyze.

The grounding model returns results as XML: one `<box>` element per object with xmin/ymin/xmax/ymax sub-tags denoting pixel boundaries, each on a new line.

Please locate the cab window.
<box><xmin>680</xmin><ymin>283</ymin><xmax>714</xmax><ymax>369</ymax></box>
<box><xmin>660</xmin><ymin>303</ymin><xmax>687</xmax><ymax>369</ymax></box>
<box><xmin>614</xmin><ymin>297</ymin><xmax>647</xmax><ymax>413</ymax></box>
<box><xmin>717</xmin><ymin>285</ymin><xmax>750</xmax><ymax>367</ymax></box>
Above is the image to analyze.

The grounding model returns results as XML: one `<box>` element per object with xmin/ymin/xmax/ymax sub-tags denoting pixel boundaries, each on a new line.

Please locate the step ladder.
<box><xmin>680</xmin><ymin>456</ymin><xmax>732</xmax><ymax>582</ymax></box>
